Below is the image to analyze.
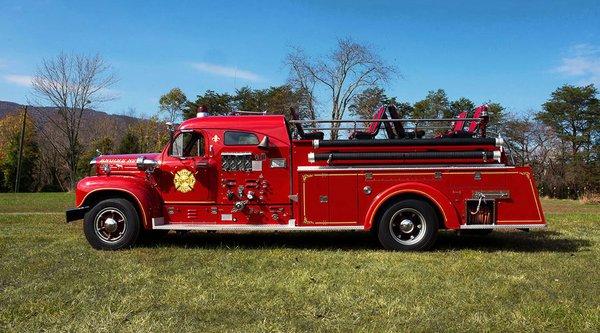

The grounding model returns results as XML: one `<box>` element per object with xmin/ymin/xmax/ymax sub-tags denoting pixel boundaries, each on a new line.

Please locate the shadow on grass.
<box><xmin>138</xmin><ymin>229</ymin><xmax>591</xmax><ymax>253</ymax></box>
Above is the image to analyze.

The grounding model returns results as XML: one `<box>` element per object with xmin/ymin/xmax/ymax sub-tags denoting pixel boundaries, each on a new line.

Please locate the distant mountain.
<box><xmin>0</xmin><ymin>100</ymin><xmax>142</xmax><ymax>145</ymax></box>
<box><xmin>0</xmin><ymin>100</ymin><xmax>139</xmax><ymax>124</ymax></box>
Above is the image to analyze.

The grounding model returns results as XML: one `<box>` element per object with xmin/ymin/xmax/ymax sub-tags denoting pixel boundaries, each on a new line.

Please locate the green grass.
<box><xmin>0</xmin><ymin>194</ymin><xmax>598</xmax><ymax>332</ymax></box>
<box><xmin>0</xmin><ymin>192</ymin><xmax>74</xmax><ymax>213</ymax></box>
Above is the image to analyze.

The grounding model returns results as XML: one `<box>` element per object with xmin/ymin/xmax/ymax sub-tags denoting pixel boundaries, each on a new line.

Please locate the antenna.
<box><xmin>234</xmin><ymin>67</ymin><xmax>237</xmax><ymax>90</ymax></box>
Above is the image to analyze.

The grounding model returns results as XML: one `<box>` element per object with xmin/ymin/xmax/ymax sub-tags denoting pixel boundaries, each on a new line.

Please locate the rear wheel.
<box><xmin>377</xmin><ymin>199</ymin><xmax>438</xmax><ymax>251</ymax></box>
<box><xmin>83</xmin><ymin>198</ymin><xmax>140</xmax><ymax>250</ymax></box>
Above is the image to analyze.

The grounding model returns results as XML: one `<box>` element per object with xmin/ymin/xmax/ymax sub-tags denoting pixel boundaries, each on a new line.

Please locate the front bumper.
<box><xmin>65</xmin><ymin>206</ymin><xmax>89</xmax><ymax>223</ymax></box>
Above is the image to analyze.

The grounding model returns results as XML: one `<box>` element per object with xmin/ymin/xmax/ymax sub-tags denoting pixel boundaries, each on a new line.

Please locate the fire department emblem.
<box><xmin>212</xmin><ymin>134</ymin><xmax>220</xmax><ymax>143</ymax></box>
<box><xmin>173</xmin><ymin>169</ymin><xmax>196</xmax><ymax>193</ymax></box>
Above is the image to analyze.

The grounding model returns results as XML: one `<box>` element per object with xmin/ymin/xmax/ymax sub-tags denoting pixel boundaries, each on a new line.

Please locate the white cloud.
<box><xmin>553</xmin><ymin>44</ymin><xmax>600</xmax><ymax>85</ymax></box>
<box><xmin>3</xmin><ymin>74</ymin><xmax>33</xmax><ymax>87</ymax></box>
<box><xmin>191</xmin><ymin>62</ymin><xmax>262</xmax><ymax>82</ymax></box>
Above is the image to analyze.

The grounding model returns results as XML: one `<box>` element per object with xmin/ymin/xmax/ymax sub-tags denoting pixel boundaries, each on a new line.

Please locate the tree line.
<box><xmin>0</xmin><ymin>40</ymin><xmax>598</xmax><ymax>199</ymax></box>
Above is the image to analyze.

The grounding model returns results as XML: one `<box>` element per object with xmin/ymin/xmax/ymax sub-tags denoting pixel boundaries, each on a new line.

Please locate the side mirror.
<box><xmin>258</xmin><ymin>136</ymin><xmax>270</xmax><ymax>150</ymax></box>
<box><xmin>166</xmin><ymin>122</ymin><xmax>175</xmax><ymax>147</ymax></box>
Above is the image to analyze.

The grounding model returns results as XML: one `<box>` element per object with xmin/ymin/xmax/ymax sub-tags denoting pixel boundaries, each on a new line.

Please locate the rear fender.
<box><xmin>364</xmin><ymin>182</ymin><xmax>460</xmax><ymax>230</ymax></box>
<box><xmin>75</xmin><ymin>176</ymin><xmax>162</xmax><ymax>229</ymax></box>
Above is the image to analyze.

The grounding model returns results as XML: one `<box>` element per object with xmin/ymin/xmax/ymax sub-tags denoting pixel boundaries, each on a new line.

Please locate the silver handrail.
<box><xmin>304</xmin><ymin>126</ymin><xmax>455</xmax><ymax>131</ymax></box>
<box><xmin>289</xmin><ymin>118</ymin><xmax>483</xmax><ymax>124</ymax></box>
<box><xmin>293</xmin><ymin>117</ymin><xmax>482</xmax><ymax>132</ymax></box>
<box><xmin>232</xmin><ymin>110</ymin><xmax>267</xmax><ymax>115</ymax></box>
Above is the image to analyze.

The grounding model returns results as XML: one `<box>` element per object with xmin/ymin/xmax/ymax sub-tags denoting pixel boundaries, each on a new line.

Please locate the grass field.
<box><xmin>0</xmin><ymin>193</ymin><xmax>598</xmax><ymax>332</ymax></box>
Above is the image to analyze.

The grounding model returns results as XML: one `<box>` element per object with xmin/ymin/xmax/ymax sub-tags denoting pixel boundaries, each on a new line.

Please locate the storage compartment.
<box><xmin>466</xmin><ymin>199</ymin><xmax>496</xmax><ymax>225</ymax></box>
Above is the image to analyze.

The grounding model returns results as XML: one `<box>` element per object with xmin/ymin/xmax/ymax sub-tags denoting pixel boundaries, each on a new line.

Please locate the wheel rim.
<box><xmin>94</xmin><ymin>207</ymin><xmax>127</xmax><ymax>243</ymax></box>
<box><xmin>389</xmin><ymin>208</ymin><xmax>427</xmax><ymax>245</ymax></box>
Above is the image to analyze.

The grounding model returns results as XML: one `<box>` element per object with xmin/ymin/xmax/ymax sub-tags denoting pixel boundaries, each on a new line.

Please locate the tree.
<box><xmin>349</xmin><ymin>87</ymin><xmax>397</xmax><ymax>119</ymax></box>
<box><xmin>536</xmin><ymin>84</ymin><xmax>600</xmax><ymax>196</ymax></box>
<box><xmin>537</xmin><ymin>84</ymin><xmax>599</xmax><ymax>158</ymax></box>
<box><xmin>131</xmin><ymin>117</ymin><xmax>169</xmax><ymax>152</ymax></box>
<box><xmin>184</xmin><ymin>90</ymin><xmax>234</xmax><ymax>118</ymax></box>
<box><xmin>395</xmin><ymin>102</ymin><xmax>414</xmax><ymax>119</ymax></box>
<box><xmin>413</xmin><ymin>89</ymin><xmax>451</xmax><ymax>119</ymax></box>
<box><xmin>159</xmin><ymin>88</ymin><xmax>187</xmax><ymax>123</ymax></box>
<box><xmin>287</xmin><ymin>38</ymin><xmax>395</xmax><ymax>139</ymax></box>
<box><xmin>234</xmin><ymin>86</ymin><xmax>267</xmax><ymax>111</ymax></box>
<box><xmin>0</xmin><ymin>112</ymin><xmax>39</xmax><ymax>192</ymax></box>
<box><xmin>77</xmin><ymin>137</ymin><xmax>114</xmax><ymax>179</ymax></box>
<box><xmin>286</xmin><ymin>47</ymin><xmax>318</xmax><ymax>121</ymax></box>
<box><xmin>450</xmin><ymin>97</ymin><xmax>475</xmax><ymax>117</ymax></box>
<box><xmin>30</xmin><ymin>52</ymin><xmax>117</xmax><ymax>190</ymax></box>
<box><xmin>118</xmin><ymin>130</ymin><xmax>141</xmax><ymax>153</ymax></box>
<box><xmin>260</xmin><ymin>85</ymin><xmax>303</xmax><ymax>117</ymax></box>
<box><xmin>483</xmin><ymin>102</ymin><xmax>506</xmax><ymax>134</ymax></box>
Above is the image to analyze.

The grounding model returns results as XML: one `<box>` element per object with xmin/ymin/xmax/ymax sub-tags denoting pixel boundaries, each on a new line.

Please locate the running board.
<box><xmin>460</xmin><ymin>224</ymin><xmax>546</xmax><ymax>230</ymax></box>
<box><xmin>152</xmin><ymin>218</ymin><xmax>364</xmax><ymax>232</ymax></box>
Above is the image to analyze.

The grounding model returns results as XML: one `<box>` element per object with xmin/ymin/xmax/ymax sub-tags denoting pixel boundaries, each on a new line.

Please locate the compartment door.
<box><xmin>301</xmin><ymin>173</ymin><xmax>358</xmax><ymax>226</ymax></box>
<box><xmin>302</xmin><ymin>174</ymin><xmax>329</xmax><ymax>224</ymax></box>
<box><xmin>328</xmin><ymin>174</ymin><xmax>358</xmax><ymax>225</ymax></box>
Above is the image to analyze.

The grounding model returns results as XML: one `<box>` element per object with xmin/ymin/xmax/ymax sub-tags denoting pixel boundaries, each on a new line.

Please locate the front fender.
<box><xmin>75</xmin><ymin>176</ymin><xmax>162</xmax><ymax>229</ymax></box>
<box><xmin>364</xmin><ymin>182</ymin><xmax>460</xmax><ymax>230</ymax></box>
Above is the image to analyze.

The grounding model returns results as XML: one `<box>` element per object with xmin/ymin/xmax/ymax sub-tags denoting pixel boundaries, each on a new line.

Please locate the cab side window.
<box><xmin>224</xmin><ymin>131</ymin><xmax>259</xmax><ymax>145</ymax></box>
<box><xmin>170</xmin><ymin>131</ymin><xmax>204</xmax><ymax>157</ymax></box>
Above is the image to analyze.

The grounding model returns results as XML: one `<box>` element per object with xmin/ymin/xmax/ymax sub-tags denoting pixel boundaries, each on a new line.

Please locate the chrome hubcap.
<box><xmin>389</xmin><ymin>208</ymin><xmax>426</xmax><ymax>245</ymax></box>
<box><xmin>94</xmin><ymin>208</ymin><xmax>127</xmax><ymax>243</ymax></box>
<box><xmin>399</xmin><ymin>219</ymin><xmax>415</xmax><ymax>233</ymax></box>
<box><xmin>104</xmin><ymin>218</ymin><xmax>118</xmax><ymax>233</ymax></box>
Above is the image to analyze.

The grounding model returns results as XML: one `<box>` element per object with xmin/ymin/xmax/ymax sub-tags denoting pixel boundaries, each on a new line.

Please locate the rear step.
<box><xmin>152</xmin><ymin>218</ymin><xmax>364</xmax><ymax>232</ymax></box>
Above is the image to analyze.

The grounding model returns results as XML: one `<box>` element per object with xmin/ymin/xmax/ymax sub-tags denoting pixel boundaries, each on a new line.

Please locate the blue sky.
<box><xmin>1</xmin><ymin>0</ymin><xmax>599</xmax><ymax>117</ymax></box>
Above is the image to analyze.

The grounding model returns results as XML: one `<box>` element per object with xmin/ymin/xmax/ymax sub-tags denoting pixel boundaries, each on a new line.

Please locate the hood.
<box><xmin>93</xmin><ymin>153</ymin><xmax>160</xmax><ymax>175</ymax></box>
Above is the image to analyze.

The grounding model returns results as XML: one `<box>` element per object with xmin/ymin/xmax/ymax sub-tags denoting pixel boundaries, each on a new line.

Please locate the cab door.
<box><xmin>158</xmin><ymin>130</ymin><xmax>216</xmax><ymax>222</ymax></box>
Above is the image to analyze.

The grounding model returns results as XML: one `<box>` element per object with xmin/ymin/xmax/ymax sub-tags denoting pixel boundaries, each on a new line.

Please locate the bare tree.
<box><xmin>286</xmin><ymin>47</ymin><xmax>318</xmax><ymax>122</ymax></box>
<box><xmin>287</xmin><ymin>38</ymin><xmax>395</xmax><ymax>139</ymax></box>
<box><xmin>30</xmin><ymin>53</ymin><xmax>117</xmax><ymax>190</ymax></box>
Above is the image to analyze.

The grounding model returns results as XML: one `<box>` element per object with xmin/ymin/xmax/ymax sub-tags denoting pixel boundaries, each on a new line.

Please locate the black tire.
<box><xmin>83</xmin><ymin>198</ymin><xmax>140</xmax><ymax>250</ymax></box>
<box><xmin>377</xmin><ymin>199</ymin><xmax>438</xmax><ymax>251</ymax></box>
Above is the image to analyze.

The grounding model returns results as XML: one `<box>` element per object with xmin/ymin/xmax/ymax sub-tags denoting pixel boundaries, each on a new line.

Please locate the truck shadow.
<box><xmin>141</xmin><ymin>230</ymin><xmax>590</xmax><ymax>253</ymax></box>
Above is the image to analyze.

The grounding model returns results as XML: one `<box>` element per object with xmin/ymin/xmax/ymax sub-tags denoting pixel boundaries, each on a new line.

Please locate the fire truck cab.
<box><xmin>66</xmin><ymin>105</ymin><xmax>546</xmax><ymax>251</ymax></box>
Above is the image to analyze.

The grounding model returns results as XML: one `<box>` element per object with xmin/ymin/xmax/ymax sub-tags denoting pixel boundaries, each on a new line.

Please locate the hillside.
<box><xmin>0</xmin><ymin>100</ymin><xmax>139</xmax><ymax>127</ymax></box>
<box><xmin>0</xmin><ymin>100</ymin><xmax>142</xmax><ymax>146</ymax></box>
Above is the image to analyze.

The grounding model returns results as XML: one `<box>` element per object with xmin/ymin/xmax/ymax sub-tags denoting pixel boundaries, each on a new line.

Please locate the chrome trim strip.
<box><xmin>152</xmin><ymin>223</ymin><xmax>365</xmax><ymax>231</ymax></box>
<box><xmin>460</xmin><ymin>224</ymin><xmax>546</xmax><ymax>230</ymax></box>
<box><xmin>221</xmin><ymin>152</ymin><xmax>252</xmax><ymax>156</ymax></box>
<box><xmin>297</xmin><ymin>165</ymin><xmax>511</xmax><ymax>171</ymax></box>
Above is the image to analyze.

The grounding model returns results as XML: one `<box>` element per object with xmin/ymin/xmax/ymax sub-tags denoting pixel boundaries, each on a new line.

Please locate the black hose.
<box><xmin>312</xmin><ymin>151</ymin><xmax>496</xmax><ymax>161</ymax></box>
<box><xmin>316</xmin><ymin>138</ymin><xmax>497</xmax><ymax>147</ymax></box>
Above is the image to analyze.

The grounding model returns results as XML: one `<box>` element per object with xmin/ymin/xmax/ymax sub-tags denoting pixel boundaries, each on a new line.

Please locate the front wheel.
<box><xmin>377</xmin><ymin>199</ymin><xmax>438</xmax><ymax>251</ymax></box>
<box><xmin>83</xmin><ymin>198</ymin><xmax>140</xmax><ymax>250</ymax></box>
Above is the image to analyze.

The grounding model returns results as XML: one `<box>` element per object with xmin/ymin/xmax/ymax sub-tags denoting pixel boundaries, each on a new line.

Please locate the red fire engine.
<box><xmin>66</xmin><ymin>104</ymin><xmax>546</xmax><ymax>251</ymax></box>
